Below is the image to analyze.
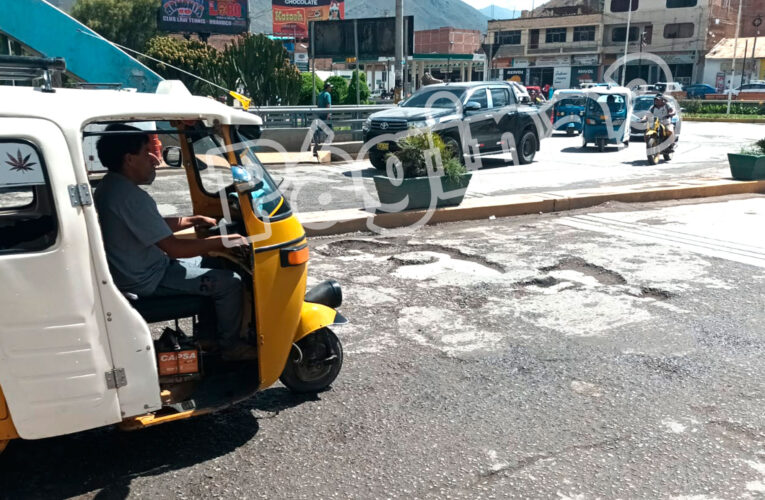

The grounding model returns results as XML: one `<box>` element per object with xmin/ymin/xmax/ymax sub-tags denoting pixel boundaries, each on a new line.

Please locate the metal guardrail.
<box><xmin>250</xmin><ymin>104</ymin><xmax>395</xmax><ymax>141</ymax></box>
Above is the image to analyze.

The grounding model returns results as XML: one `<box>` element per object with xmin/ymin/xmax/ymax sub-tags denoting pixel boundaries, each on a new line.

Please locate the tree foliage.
<box><xmin>144</xmin><ymin>36</ymin><xmax>223</xmax><ymax>96</ymax></box>
<box><xmin>221</xmin><ymin>34</ymin><xmax>300</xmax><ymax>106</ymax></box>
<box><xmin>143</xmin><ymin>34</ymin><xmax>301</xmax><ymax>106</ymax></box>
<box><xmin>344</xmin><ymin>70</ymin><xmax>370</xmax><ymax>104</ymax></box>
<box><xmin>299</xmin><ymin>73</ymin><xmax>323</xmax><ymax>105</ymax></box>
<box><xmin>72</xmin><ymin>0</ymin><xmax>160</xmax><ymax>51</ymax></box>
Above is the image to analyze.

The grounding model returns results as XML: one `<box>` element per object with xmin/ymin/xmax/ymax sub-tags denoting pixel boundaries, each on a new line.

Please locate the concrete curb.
<box><xmin>297</xmin><ymin>178</ymin><xmax>765</xmax><ymax>236</ymax></box>
<box><xmin>683</xmin><ymin>116</ymin><xmax>765</xmax><ymax>123</ymax></box>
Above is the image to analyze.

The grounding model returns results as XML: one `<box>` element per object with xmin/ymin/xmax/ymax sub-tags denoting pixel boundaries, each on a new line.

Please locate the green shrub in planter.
<box><xmin>373</xmin><ymin>131</ymin><xmax>472</xmax><ymax>210</ymax></box>
<box><xmin>728</xmin><ymin>138</ymin><xmax>765</xmax><ymax>180</ymax></box>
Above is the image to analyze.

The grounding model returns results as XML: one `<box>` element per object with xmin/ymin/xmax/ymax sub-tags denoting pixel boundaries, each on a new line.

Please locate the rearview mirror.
<box><xmin>464</xmin><ymin>101</ymin><xmax>481</xmax><ymax>112</ymax></box>
<box><xmin>231</xmin><ymin>165</ymin><xmax>264</xmax><ymax>194</ymax></box>
<box><xmin>162</xmin><ymin>146</ymin><xmax>182</xmax><ymax>168</ymax></box>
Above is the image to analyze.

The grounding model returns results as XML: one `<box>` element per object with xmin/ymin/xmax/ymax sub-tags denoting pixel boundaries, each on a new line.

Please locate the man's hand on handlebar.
<box><xmin>189</xmin><ymin>215</ymin><xmax>217</xmax><ymax>228</ymax></box>
<box><xmin>220</xmin><ymin>233</ymin><xmax>249</xmax><ymax>248</ymax></box>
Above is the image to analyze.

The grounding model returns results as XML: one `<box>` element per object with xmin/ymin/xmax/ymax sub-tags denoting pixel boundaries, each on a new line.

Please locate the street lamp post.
<box><xmin>751</xmin><ymin>16</ymin><xmax>762</xmax><ymax>83</ymax></box>
<box><xmin>620</xmin><ymin>0</ymin><xmax>634</xmax><ymax>87</ymax></box>
<box><xmin>726</xmin><ymin>0</ymin><xmax>743</xmax><ymax>115</ymax></box>
<box><xmin>446</xmin><ymin>40</ymin><xmax>454</xmax><ymax>82</ymax></box>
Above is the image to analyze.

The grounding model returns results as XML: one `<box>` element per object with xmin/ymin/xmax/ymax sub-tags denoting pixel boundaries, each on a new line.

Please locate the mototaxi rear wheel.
<box><xmin>280</xmin><ymin>328</ymin><xmax>343</xmax><ymax>394</ymax></box>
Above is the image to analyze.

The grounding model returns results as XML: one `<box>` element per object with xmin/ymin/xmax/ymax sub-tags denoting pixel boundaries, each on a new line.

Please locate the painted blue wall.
<box><xmin>1</xmin><ymin>0</ymin><xmax>163</xmax><ymax>92</ymax></box>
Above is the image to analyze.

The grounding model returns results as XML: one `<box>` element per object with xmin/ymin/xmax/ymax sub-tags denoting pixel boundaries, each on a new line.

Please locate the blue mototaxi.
<box><xmin>552</xmin><ymin>89</ymin><xmax>586</xmax><ymax>135</ymax></box>
<box><xmin>581</xmin><ymin>86</ymin><xmax>632</xmax><ymax>152</ymax></box>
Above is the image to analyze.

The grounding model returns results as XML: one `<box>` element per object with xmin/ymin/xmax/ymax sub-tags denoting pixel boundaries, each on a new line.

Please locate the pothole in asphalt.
<box><xmin>539</xmin><ymin>256</ymin><xmax>627</xmax><ymax>286</ymax></box>
<box><xmin>619</xmin><ymin>353</ymin><xmax>692</xmax><ymax>379</ymax></box>
<box><xmin>520</xmin><ymin>276</ymin><xmax>561</xmax><ymax>288</ymax></box>
<box><xmin>388</xmin><ymin>253</ymin><xmax>438</xmax><ymax>266</ymax></box>
<box><xmin>315</xmin><ymin>238</ymin><xmax>394</xmax><ymax>257</ymax></box>
<box><xmin>639</xmin><ymin>287</ymin><xmax>676</xmax><ymax>300</ymax></box>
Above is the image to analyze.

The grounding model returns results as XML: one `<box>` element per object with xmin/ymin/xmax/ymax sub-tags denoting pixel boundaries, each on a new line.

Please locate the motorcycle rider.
<box><xmin>644</xmin><ymin>93</ymin><xmax>677</xmax><ymax>149</ymax></box>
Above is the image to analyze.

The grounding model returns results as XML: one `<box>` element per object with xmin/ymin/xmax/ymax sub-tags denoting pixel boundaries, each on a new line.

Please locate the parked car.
<box><xmin>725</xmin><ymin>81</ymin><xmax>765</xmax><ymax>96</ymax></box>
<box><xmin>683</xmin><ymin>83</ymin><xmax>716</xmax><ymax>99</ymax></box>
<box><xmin>363</xmin><ymin>82</ymin><xmax>543</xmax><ymax>169</ymax></box>
<box><xmin>654</xmin><ymin>82</ymin><xmax>683</xmax><ymax>93</ymax></box>
<box><xmin>630</xmin><ymin>93</ymin><xmax>682</xmax><ymax>139</ymax></box>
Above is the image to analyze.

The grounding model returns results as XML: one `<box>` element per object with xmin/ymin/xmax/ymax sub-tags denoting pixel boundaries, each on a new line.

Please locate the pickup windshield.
<box><xmin>401</xmin><ymin>88</ymin><xmax>466</xmax><ymax>109</ymax></box>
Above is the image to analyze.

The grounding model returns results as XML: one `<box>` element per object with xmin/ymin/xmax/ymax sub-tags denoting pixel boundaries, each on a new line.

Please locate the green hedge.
<box><xmin>679</xmin><ymin>100</ymin><xmax>765</xmax><ymax>115</ymax></box>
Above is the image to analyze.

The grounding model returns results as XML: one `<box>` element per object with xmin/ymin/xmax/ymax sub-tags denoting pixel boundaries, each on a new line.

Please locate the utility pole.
<box><xmin>727</xmin><ymin>0</ymin><xmax>743</xmax><ymax>114</ymax></box>
<box><xmin>621</xmin><ymin>0</ymin><xmax>633</xmax><ymax>87</ymax></box>
<box><xmin>394</xmin><ymin>0</ymin><xmax>404</xmax><ymax>103</ymax></box>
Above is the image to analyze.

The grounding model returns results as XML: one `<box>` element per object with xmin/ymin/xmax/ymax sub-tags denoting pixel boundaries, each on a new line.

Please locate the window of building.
<box><xmin>0</xmin><ymin>140</ymin><xmax>58</xmax><ymax>254</ymax></box>
<box><xmin>611</xmin><ymin>0</ymin><xmax>639</xmax><ymax>12</ymax></box>
<box><xmin>497</xmin><ymin>30</ymin><xmax>521</xmax><ymax>45</ymax></box>
<box><xmin>573</xmin><ymin>26</ymin><xmax>596</xmax><ymax>42</ymax></box>
<box><xmin>545</xmin><ymin>27</ymin><xmax>567</xmax><ymax>43</ymax></box>
<box><xmin>666</xmin><ymin>0</ymin><xmax>697</xmax><ymax>7</ymax></box>
<box><xmin>529</xmin><ymin>29</ymin><xmax>540</xmax><ymax>49</ymax></box>
<box><xmin>664</xmin><ymin>23</ymin><xmax>694</xmax><ymax>39</ymax></box>
<box><xmin>611</xmin><ymin>26</ymin><xmax>640</xmax><ymax>42</ymax></box>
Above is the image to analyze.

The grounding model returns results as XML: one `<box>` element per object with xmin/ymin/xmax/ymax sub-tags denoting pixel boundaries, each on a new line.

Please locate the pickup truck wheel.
<box><xmin>518</xmin><ymin>130</ymin><xmax>537</xmax><ymax>164</ymax></box>
<box><xmin>441</xmin><ymin>135</ymin><xmax>463</xmax><ymax>164</ymax></box>
<box><xmin>369</xmin><ymin>151</ymin><xmax>388</xmax><ymax>170</ymax></box>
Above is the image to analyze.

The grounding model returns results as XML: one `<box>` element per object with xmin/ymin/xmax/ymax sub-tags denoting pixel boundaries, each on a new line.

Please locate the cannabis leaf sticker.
<box><xmin>5</xmin><ymin>150</ymin><xmax>36</xmax><ymax>173</ymax></box>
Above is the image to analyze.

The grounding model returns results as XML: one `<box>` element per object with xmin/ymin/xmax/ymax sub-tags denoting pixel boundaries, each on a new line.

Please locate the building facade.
<box><xmin>414</xmin><ymin>27</ymin><xmax>482</xmax><ymax>55</ymax></box>
<box><xmin>487</xmin><ymin>0</ymin><xmax>742</xmax><ymax>88</ymax></box>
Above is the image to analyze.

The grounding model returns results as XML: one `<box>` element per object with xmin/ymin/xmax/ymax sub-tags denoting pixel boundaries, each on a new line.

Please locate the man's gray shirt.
<box><xmin>94</xmin><ymin>172</ymin><xmax>172</xmax><ymax>295</ymax></box>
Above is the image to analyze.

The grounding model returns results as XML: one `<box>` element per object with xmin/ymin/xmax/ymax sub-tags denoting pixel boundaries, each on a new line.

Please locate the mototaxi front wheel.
<box><xmin>646</xmin><ymin>136</ymin><xmax>660</xmax><ymax>164</ymax></box>
<box><xmin>280</xmin><ymin>328</ymin><xmax>343</xmax><ymax>394</ymax></box>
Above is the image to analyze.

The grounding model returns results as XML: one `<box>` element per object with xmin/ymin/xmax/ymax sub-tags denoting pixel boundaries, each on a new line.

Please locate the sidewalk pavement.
<box><xmin>297</xmin><ymin>177</ymin><xmax>765</xmax><ymax>236</ymax></box>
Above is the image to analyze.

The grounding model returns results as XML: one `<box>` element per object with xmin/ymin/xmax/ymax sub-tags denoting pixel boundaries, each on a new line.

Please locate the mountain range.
<box><xmin>51</xmin><ymin>1</ymin><xmax>529</xmax><ymax>34</ymax></box>
<box><xmin>480</xmin><ymin>5</ymin><xmax>520</xmax><ymax>20</ymax></box>
<box><xmin>248</xmin><ymin>0</ymin><xmax>490</xmax><ymax>33</ymax></box>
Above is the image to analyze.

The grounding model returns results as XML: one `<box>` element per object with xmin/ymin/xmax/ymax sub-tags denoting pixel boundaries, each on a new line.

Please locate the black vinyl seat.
<box><xmin>129</xmin><ymin>294</ymin><xmax>208</xmax><ymax>323</ymax></box>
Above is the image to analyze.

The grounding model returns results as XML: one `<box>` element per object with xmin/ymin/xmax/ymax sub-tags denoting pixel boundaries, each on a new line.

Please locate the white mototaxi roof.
<box><xmin>0</xmin><ymin>82</ymin><xmax>263</xmax><ymax>132</ymax></box>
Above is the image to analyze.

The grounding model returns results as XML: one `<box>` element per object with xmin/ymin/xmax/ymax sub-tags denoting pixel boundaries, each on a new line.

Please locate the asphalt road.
<box><xmin>2</xmin><ymin>194</ymin><xmax>765</xmax><ymax>499</ymax></box>
<box><xmin>146</xmin><ymin>121</ymin><xmax>765</xmax><ymax>217</ymax></box>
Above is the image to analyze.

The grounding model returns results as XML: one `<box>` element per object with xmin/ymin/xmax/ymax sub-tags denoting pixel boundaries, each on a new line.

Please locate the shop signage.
<box><xmin>572</xmin><ymin>54</ymin><xmax>599</xmax><ymax>66</ymax></box>
<box><xmin>158</xmin><ymin>0</ymin><xmax>248</xmax><ymax>35</ymax></box>
<box><xmin>504</xmin><ymin>68</ymin><xmax>526</xmax><ymax>83</ymax></box>
<box><xmin>571</xmin><ymin>66</ymin><xmax>599</xmax><ymax>86</ymax></box>
<box><xmin>535</xmin><ymin>55</ymin><xmax>570</xmax><ymax>67</ymax></box>
<box><xmin>272</xmin><ymin>0</ymin><xmax>344</xmax><ymax>38</ymax></box>
<box><xmin>553</xmin><ymin>66</ymin><xmax>571</xmax><ymax>88</ymax></box>
<box><xmin>511</xmin><ymin>58</ymin><xmax>530</xmax><ymax>68</ymax></box>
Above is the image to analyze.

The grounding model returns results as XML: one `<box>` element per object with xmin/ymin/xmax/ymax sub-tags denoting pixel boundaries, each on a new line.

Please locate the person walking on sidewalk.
<box><xmin>314</xmin><ymin>82</ymin><xmax>333</xmax><ymax>157</ymax></box>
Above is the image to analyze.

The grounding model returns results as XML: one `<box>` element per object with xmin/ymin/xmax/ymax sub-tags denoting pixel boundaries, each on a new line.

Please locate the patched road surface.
<box><xmin>2</xmin><ymin>194</ymin><xmax>765</xmax><ymax>498</ymax></box>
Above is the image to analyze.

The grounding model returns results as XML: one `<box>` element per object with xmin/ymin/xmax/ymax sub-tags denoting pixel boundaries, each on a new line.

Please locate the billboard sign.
<box><xmin>273</xmin><ymin>0</ymin><xmax>345</xmax><ymax>38</ymax></box>
<box><xmin>311</xmin><ymin>16</ymin><xmax>414</xmax><ymax>59</ymax></box>
<box><xmin>158</xmin><ymin>0</ymin><xmax>248</xmax><ymax>34</ymax></box>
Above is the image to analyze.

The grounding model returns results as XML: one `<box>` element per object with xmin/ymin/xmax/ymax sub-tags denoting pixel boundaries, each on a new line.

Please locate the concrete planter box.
<box><xmin>728</xmin><ymin>153</ymin><xmax>765</xmax><ymax>180</ymax></box>
<box><xmin>373</xmin><ymin>173</ymin><xmax>472</xmax><ymax>211</ymax></box>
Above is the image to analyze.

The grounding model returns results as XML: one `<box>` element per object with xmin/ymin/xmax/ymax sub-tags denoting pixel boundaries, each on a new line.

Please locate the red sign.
<box><xmin>272</xmin><ymin>0</ymin><xmax>344</xmax><ymax>38</ymax></box>
<box><xmin>716</xmin><ymin>72</ymin><xmax>725</xmax><ymax>93</ymax></box>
